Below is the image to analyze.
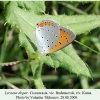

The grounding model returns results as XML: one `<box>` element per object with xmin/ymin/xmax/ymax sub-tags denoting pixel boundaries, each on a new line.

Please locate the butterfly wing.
<box><xmin>35</xmin><ymin>20</ymin><xmax>60</xmax><ymax>54</ymax></box>
<box><xmin>47</xmin><ymin>26</ymin><xmax>76</xmax><ymax>54</ymax></box>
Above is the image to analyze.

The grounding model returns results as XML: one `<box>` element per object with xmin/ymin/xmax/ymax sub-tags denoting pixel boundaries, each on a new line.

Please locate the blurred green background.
<box><xmin>0</xmin><ymin>1</ymin><xmax>100</xmax><ymax>89</ymax></box>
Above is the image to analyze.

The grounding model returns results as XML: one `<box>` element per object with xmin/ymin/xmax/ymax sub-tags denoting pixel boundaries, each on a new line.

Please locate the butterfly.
<box><xmin>35</xmin><ymin>20</ymin><xmax>76</xmax><ymax>55</ymax></box>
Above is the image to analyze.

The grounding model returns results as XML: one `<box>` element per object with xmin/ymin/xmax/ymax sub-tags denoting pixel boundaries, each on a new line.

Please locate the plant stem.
<box><xmin>30</xmin><ymin>57</ymin><xmax>46</xmax><ymax>89</ymax></box>
<box><xmin>34</xmin><ymin>77</ymin><xmax>45</xmax><ymax>89</ymax></box>
<box><xmin>74</xmin><ymin>40</ymin><xmax>100</xmax><ymax>55</ymax></box>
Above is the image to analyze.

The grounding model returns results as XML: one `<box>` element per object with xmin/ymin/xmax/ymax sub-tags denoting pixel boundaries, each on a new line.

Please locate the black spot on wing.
<box><xmin>59</xmin><ymin>42</ymin><xmax>62</xmax><ymax>45</ymax></box>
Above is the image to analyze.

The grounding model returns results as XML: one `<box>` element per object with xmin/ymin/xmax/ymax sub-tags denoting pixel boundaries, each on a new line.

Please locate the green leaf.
<box><xmin>6</xmin><ymin>1</ymin><xmax>45</xmax><ymax>14</ymax></box>
<box><xmin>46</xmin><ymin>45</ymin><xmax>91</xmax><ymax>77</ymax></box>
<box><xmin>5</xmin><ymin>1</ymin><xmax>100</xmax><ymax>78</ymax></box>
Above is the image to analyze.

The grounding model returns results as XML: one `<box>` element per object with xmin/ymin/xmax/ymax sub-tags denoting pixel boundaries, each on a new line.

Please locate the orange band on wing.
<box><xmin>37</xmin><ymin>22</ymin><xmax>55</xmax><ymax>27</ymax></box>
<box><xmin>47</xmin><ymin>29</ymin><xmax>71</xmax><ymax>54</ymax></box>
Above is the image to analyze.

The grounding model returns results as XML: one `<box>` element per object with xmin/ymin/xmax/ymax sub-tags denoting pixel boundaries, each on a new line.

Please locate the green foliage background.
<box><xmin>0</xmin><ymin>1</ymin><xmax>100</xmax><ymax>89</ymax></box>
